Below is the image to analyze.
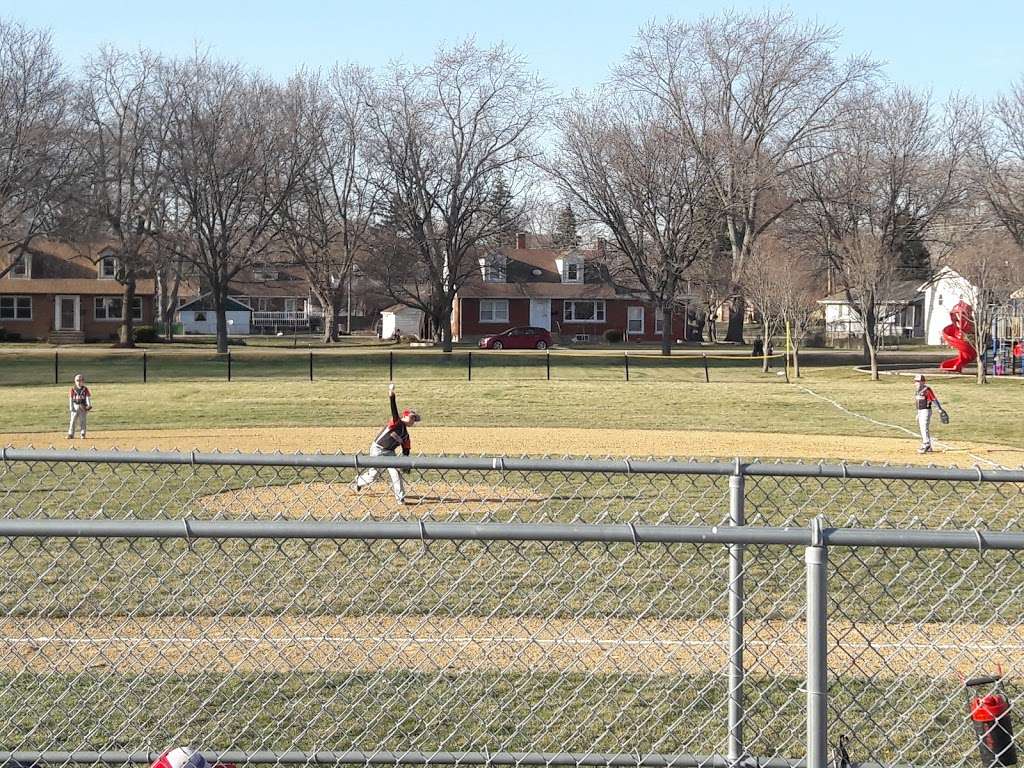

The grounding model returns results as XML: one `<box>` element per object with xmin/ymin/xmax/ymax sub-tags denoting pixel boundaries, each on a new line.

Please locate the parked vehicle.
<box><xmin>478</xmin><ymin>326</ymin><xmax>553</xmax><ymax>350</ymax></box>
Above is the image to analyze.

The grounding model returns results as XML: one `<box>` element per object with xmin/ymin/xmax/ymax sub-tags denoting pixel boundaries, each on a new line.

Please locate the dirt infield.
<box><xmin>2</xmin><ymin>615</ymin><xmax>1020</xmax><ymax>679</ymax></box>
<box><xmin>4</xmin><ymin>426</ymin><xmax>1023</xmax><ymax>466</ymax></box>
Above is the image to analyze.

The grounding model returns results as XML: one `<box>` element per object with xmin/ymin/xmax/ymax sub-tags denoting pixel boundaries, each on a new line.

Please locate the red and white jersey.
<box><xmin>151</xmin><ymin>748</ymin><xmax>208</xmax><ymax>768</ymax></box>
<box><xmin>915</xmin><ymin>386</ymin><xmax>937</xmax><ymax>410</ymax></box>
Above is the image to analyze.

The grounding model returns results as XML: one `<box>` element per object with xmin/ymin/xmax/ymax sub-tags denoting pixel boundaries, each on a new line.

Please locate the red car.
<box><xmin>478</xmin><ymin>326</ymin><xmax>553</xmax><ymax>350</ymax></box>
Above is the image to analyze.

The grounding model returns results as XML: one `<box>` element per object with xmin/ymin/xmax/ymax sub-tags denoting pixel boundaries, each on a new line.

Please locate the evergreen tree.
<box><xmin>552</xmin><ymin>203</ymin><xmax>580</xmax><ymax>248</ymax></box>
<box><xmin>490</xmin><ymin>173</ymin><xmax>523</xmax><ymax>246</ymax></box>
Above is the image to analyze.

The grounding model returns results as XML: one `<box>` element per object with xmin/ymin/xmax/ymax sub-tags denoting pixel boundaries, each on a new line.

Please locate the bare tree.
<box><xmin>365</xmin><ymin>40</ymin><xmax>549</xmax><ymax>352</ymax></box>
<box><xmin>973</xmin><ymin>79</ymin><xmax>1024</xmax><ymax>248</ymax></box>
<box><xmin>278</xmin><ymin>66</ymin><xmax>377</xmax><ymax>343</ymax></box>
<box><xmin>741</xmin><ymin>236</ymin><xmax>787</xmax><ymax>373</ymax></box>
<box><xmin>162</xmin><ymin>54</ymin><xmax>313</xmax><ymax>353</ymax></box>
<box><xmin>75</xmin><ymin>47</ymin><xmax>170</xmax><ymax>346</ymax></box>
<box><xmin>944</xmin><ymin>226</ymin><xmax>1024</xmax><ymax>383</ymax></box>
<box><xmin>618</xmin><ymin>10</ymin><xmax>878</xmax><ymax>342</ymax></box>
<box><xmin>0</xmin><ymin>20</ymin><xmax>78</xmax><ymax>272</ymax></box>
<box><xmin>790</xmin><ymin>88</ymin><xmax>970</xmax><ymax>379</ymax></box>
<box><xmin>549</xmin><ymin>90</ymin><xmax>717</xmax><ymax>355</ymax></box>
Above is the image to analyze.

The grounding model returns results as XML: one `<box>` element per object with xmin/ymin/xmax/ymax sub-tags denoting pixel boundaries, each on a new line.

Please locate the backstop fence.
<box><xmin>2</xmin><ymin>450</ymin><xmax>1024</xmax><ymax>768</ymax></box>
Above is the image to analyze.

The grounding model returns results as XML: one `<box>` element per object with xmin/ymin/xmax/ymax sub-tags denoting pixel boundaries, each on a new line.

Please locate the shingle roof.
<box><xmin>459</xmin><ymin>282</ymin><xmax>620</xmax><ymax>299</ymax></box>
<box><xmin>0</xmin><ymin>279</ymin><xmax>155</xmax><ymax>295</ymax></box>
<box><xmin>178</xmin><ymin>294</ymin><xmax>253</xmax><ymax>312</ymax></box>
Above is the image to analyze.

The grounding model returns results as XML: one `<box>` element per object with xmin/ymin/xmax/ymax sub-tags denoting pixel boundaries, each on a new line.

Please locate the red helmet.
<box><xmin>402</xmin><ymin>408</ymin><xmax>421</xmax><ymax>423</ymax></box>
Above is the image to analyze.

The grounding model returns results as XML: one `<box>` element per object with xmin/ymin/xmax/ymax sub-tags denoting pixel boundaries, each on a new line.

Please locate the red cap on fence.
<box><xmin>972</xmin><ymin>694</ymin><xmax>1011</xmax><ymax>723</ymax></box>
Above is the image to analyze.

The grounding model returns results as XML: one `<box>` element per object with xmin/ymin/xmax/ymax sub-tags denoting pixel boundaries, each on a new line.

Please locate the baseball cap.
<box><xmin>913</xmin><ymin>374</ymin><xmax>925</xmax><ymax>382</ymax></box>
<box><xmin>402</xmin><ymin>408</ymin><xmax>421</xmax><ymax>423</ymax></box>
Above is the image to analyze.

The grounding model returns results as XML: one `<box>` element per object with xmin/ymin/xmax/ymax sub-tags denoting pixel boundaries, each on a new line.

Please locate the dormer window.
<box><xmin>563</xmin><ymin>257</ymin><xmax>583</xmax><ymax>283</ymax></box>
<box><xmin>9</xmin><ymin>253</ymin><xmax>30</xmax><ymax>278</ymax></box>
<box><xmin>99</xmin><ymin>254</ymin><xmax>119</xmax><ymax>279</ymax></box>
<box><xmin>482</xmin><ymin>255</ymin><xmax>506</xmax><ymax>283</ymax></box>
<box><xmin>253</xmin><ymin>263</ymin><xmax>279</xmax><ymax>281</ymax></box>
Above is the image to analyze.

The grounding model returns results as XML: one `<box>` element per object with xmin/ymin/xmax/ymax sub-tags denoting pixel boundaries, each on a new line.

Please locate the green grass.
<box><xmin>0</xmin><ymin>671</ymin><xmax>975</xmax><ymax>765</ymax></box>
<box><xmin>1</xmin><ymin>345</ymin><xmax>1021</xmax><ymax>762</ymax></box>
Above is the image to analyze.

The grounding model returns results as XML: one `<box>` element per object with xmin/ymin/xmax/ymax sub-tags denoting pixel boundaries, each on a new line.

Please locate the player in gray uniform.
<box><xmin>67</xmin><ymin>373</ymin><xmax>92</xmax><ymax>439</ymax></box>
<box><xmin>352</xmin><ymin>382</ymin><xmax>420</xmax><ymax>502</ymax></box>
<box><xmin>914</xmin><ymin>374</ymin><xmax>947</xmax><ymax>453</ymax></box>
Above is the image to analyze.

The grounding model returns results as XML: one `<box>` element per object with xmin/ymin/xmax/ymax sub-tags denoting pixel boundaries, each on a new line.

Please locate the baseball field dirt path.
<box><xmin>2</xmin><ymin>615</ymin><xmax>1020</xmax><ymax>679</ymax></box>
<box><xmin>3</xmin><ymin>426</ymin><xmax>1023</xmax><ymax>466</ymax></box>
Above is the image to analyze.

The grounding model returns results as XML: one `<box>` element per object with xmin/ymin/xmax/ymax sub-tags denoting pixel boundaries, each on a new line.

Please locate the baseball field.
<box><xmin>2</xmin><ymin>343</ymin><xmax>1022</xmax><ymax>764</ymax></box>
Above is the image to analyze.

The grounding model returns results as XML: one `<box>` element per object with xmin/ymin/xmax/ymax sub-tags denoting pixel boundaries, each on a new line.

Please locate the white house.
<box><xmin>918</xmin><ymin>267</ymin><xmax>979</xmax><ymax>345</ymax></box>
<box><xmin>818</xmin><ymin>280</ymin><xmax>925</xmax><ymax>342</ymax></box>
<box><xmin>177</xmin><ymin>294</ymin><xmax>252</xmax><ymax>336</ymax></box>
<box><xmin>380</xmin><ymin>304</ymin><xmax>424</xmax><ymax>340</ymax></box>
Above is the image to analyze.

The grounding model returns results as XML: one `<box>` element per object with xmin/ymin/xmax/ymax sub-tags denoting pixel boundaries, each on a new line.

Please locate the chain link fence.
<box><xmin>2</xmin><ymin>450</ymin><xmax>1024</xmax><ymax>768</ymax></box>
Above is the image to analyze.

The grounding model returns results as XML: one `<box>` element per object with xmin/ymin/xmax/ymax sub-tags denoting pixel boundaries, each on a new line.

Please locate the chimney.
<box><xmin>515</xmin><ymin>232</ymin><xmax>527</xmax><ymax>250</ymax></box>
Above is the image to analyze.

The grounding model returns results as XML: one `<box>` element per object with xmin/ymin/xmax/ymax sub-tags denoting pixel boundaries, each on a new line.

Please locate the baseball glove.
<box><xmin>939</xmin><ymin>410</ymin><xmax>950</xmax><ymax>425</ymax></box>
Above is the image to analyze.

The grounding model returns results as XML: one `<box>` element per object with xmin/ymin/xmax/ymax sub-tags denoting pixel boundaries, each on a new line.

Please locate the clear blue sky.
<box><xmin>5</xmin><ymin>0</ymin><xmax>1023</xmax><ymax>100</ymax></box>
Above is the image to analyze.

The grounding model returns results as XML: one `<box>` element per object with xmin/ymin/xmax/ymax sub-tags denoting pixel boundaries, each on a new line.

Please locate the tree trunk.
<box><xmin>214</xmin><ymin>288</ymin><xmax>229</xmax><ymax>354</ymax></box>
<box><xmin>660</xmin><ymin>305</ymin><xmax>672</xmax><ymax>356</ymax></box>
<box><xmin>761</xmin><ymin>319</ymin><xmax>771</xmax><ymax>373</ymax></box>
<box><xmin>119</xmin><ymin>276</ymin><xmax>137</xmax><ymax>347</ymax></box>
<box><xmin>793</xmin><ymin>340</ymin><xmax>801</xmax><ymax>379</ymax></box>
<box><xmin>322</xmin><ymin>300</ymin><xmax>338</xmax><ymax>343</ymax></box>
<box><xmin>440</xmin><ymin>306</ymin><xmax>454</xmax><ymax>353</ymax></box>
<box><xmin>975</xmin><ymin>329</ymin><xmax>987</xmax><ymax>384</ymax></box>
<box><xmin>725</xmin><ymin>295</ymin><xmax>745</xmax><ymax>343</ymax></box>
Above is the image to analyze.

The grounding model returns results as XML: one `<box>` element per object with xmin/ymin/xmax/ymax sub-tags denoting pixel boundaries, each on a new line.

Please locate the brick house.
<box><xmin>231</xmin><ymin>263</ymin><xmax>316</xmax><ymax>334</ymax></box>
<box><xmin>452</xmin><ymin>234</ymin><xmax>688</xmax><ymax>343</ymax></box>
<box><xmin>1</xmin><ymin>240</ymin><xmax>156</xmax><ymax>343</ymax></box>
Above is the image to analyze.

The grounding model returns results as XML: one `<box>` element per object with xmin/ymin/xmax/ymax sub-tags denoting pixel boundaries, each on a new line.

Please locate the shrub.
<box><xmin>0</xmin><ymin>327</ymin><xmax>21</xmax><ymax>342</ymax></box>
<box><xmin>134</xmin><ymin>325</ymin><xmax>160</xmax><ymax>343</ymax></box>
<box><xmin>603</xmin><ymin>328</ymin><xmax>624</xmax><ymax>344</ymax></box>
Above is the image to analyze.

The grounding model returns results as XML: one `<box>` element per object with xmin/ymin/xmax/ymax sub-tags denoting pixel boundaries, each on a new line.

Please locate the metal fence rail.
<box><xmin>2</xmin><ymin>451</ymin><xmax>1024</xmax><ymax>768</ymax></box>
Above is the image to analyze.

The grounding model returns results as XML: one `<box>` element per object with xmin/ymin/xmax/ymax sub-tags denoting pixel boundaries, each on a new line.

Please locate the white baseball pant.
<box><xmin>917</xmin><ymin>408</ymin><xmax>931</xmax><ymax>450</ymax></box>
<box><xmin>353</xmin><ymin>442</ymin><xmax>405</xmax><ymax>501</ymax></box>
<box><xmin>68</xmin><ymin>406</ymin><xmax>88</xmax><ymax>437</ymax></box>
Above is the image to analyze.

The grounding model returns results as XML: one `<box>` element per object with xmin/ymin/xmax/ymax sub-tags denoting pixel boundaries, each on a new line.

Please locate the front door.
<box><xmin>55</xmin><ymin>296</ymin><xmax>80</xmax><ymax>331</ymax></box>
<box><xmin>530</xmin><ymin>299</ymin><xmax>551</xmax><ymax>330</ymax></box>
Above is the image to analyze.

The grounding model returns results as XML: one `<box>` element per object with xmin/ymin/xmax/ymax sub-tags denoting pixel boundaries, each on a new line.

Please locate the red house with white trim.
<box><xmin>452</xmin><ymin>234</ymin><xmax>688</xmax><ymax>344</ymax></box>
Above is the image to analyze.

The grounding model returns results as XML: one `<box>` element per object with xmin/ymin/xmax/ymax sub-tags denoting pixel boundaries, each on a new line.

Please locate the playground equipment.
<box><xmin>940</xmin><ymin>300</ymin><xmax>978</xmax><ymax>373</ymax></box>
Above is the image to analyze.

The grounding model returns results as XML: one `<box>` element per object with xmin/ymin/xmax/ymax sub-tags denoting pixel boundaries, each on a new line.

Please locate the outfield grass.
<box><xmin>0</xmin><ymin>670</ymin><xmax>971</xmax><ymax>764</ymax></box>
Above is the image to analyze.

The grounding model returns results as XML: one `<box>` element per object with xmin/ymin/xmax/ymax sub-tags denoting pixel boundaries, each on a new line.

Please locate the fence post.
<box><xmin>624</xmin><ymin>352</ymin><xmax>630</xmax><ymax>382</ymax></box>
<box><xmin>728</xmin><ymin>465</ymin><xmax>746</xmax><ymax>766</ymax></box>
<box><xmin>227</xmin><ymin>349</ymin><xmax>232</xmax><ymax>382</ymax></box>
<box><xmin>468</xmin><ymin>351</ymin><xmax>472</xmax><ymax>382</ymax></box>
<box><xmin>54</xmin><ymin>351</ymin><xmax>59</xmax><ymax>385</ymax></box>
<box><xmin>389</xmin><ymin>350</ymin><xmax>394</xmax><ymax>382</ymax></box>
<box><xmin>546</xmin><ymin>350</ymin><xmax>551</xmax><ymax>381</ymax></box>
<box><xmin>143</xmin><ymin>351</ymin><xmax>147</xmax><ymax>384</ymax></box>
<box><xmin>309</xmin><ymin>351</ymin><xmax>314</xmax><ymax>382</ymax></box>
<box><xmin>703</xmin><ymin>353</ymin><xmax>710</xmax><ymax>384</ymax></box>
<box><xmin>806</xmin><ymin>516</ymin><xmax>828</xmax><ymax>768</ymax></box>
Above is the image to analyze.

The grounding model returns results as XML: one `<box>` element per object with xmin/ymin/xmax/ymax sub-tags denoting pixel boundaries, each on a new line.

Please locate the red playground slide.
<box><xmin>939</xmin><ymin>300</ymin><xmax>977</xmax><ymax>373</ymax></box>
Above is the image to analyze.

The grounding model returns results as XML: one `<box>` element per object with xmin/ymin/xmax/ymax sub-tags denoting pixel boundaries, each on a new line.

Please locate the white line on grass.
<box><xmin>797</xmin><ymin>384</ymin><xmax>1006</xmax><ymax>470</ymax></box>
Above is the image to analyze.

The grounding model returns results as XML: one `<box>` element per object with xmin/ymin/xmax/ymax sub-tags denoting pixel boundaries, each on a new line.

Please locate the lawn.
<box><xmin>0</xmin><ymin>344</ymin><xmax>1019</xmax><ymax>766</ymax></box>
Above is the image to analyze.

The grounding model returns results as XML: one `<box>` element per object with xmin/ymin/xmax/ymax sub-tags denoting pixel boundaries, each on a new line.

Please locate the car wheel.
<box><xmin>536</xmin><ymin>340</ymin><xmax>548</xmax><ymax>350</ymax></box>
<box><xmin>492</xmin><ymin>340</ymin><xmax>503</xmax><ymax>350</ymax></box>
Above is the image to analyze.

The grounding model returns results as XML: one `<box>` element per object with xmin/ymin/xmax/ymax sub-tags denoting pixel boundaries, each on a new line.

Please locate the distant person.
<box><xmin>751</xmin><ymin>338</ymin><xmax>764</xmax><ymax>357</ymax></box>
<box><xmin>67</xmin><ymin>373</ymin><xmax>92</xmax><ymax>439</ymax></box>
<box><xmin>352</xmin><ymin>382</ymin><xmax>421</xmax><ymax>503</ymax></box>
<box><xmin>914</xmin><ymin>374</ymin><xmax>948</xmax><ymax>454</ymax></box>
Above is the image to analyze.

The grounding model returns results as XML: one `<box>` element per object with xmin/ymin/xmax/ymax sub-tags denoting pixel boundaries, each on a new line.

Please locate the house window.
<box><xmin>94</xmin><ymin>297</ymin><xmax>124</xmax><ymax>320</ymax></box>
<box><xmin>564</xmin><ymin>300</ymin><xmax>606</xmax><ymax>323</ymax></box>
<box><xmin>99</xmin><ymin>255</ymin><xmax>119</xmax><ymax>279</ymax></box>
<box><xmin>482</xmin><ymin>256</ymin><xmax>506</xmax><ymax>283</ymax></box>
<box><xmin>479</xmin><ymin>299</ymin><xmax>509</xmax><ymax>323</ymax></box>
<box><xmin>132</xmin><ymin>297</ymin><xmax>143</xmax><ymax>320</ymax></box>
<box><xmin>655</xmin><ymin>313</ymin><xmax>665</xmax><ymax>335</ymax></box>
<box><xmin>284</xmin><ymin>298</ymin><xmax>299</xmax><ymax>314</ymax></box>
<box><xmin>9</xmin><ymin>254</ymin><xmax>30</xmax><ymax>278</ymax></box>
<box><xmin>0</xmin><ymin>295</ymin><xmax>31</xmax><ymax>320</ymax></box>
<box><xmin>255</xmin><ymin>298</ymin><xmax>271</xmax><ymax>311</ymax></box>
<box><xmin>627</xmin><ymin>306</ymin><xmax>644</xmax><ymax>335</ymax></box>
<box><xmin>937</xmin><ymin>293</ymin><xmax>943</xmax><ymax>306</ymax></box>
<box><xmin>563</xmin><ymin>259</ymin><xmax>582</xmax><ymax>283</ymax></box>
